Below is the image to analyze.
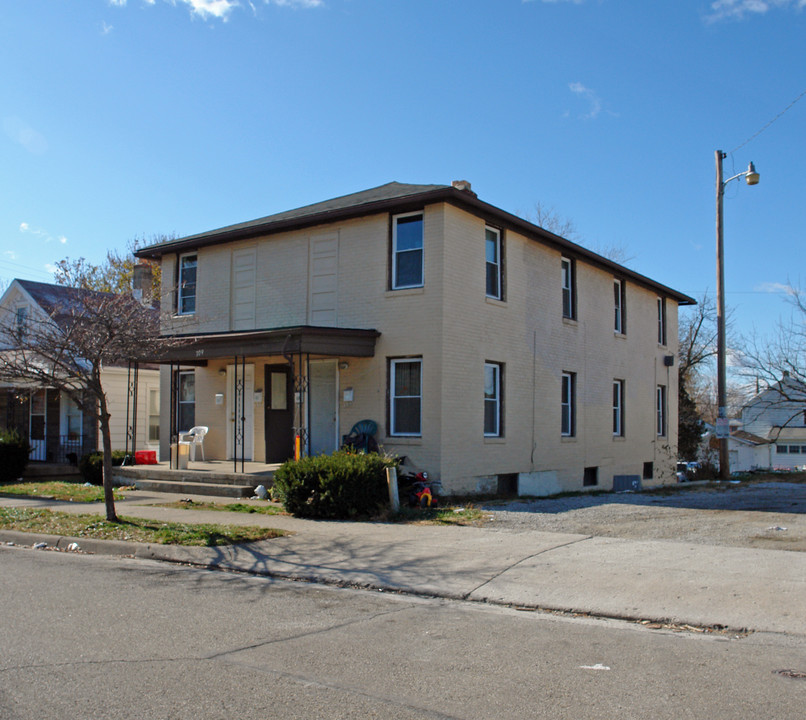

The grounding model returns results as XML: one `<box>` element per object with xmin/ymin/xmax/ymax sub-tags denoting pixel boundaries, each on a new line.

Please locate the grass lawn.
<box><xmin>156</xmin><ymin>499</ymin><xmax>284</xmax><ymax>515</ymax></box>
<box><xmin>389</xmin><ymin>504</ymin><xmax>488</xmax><ymax>526</ymax></box>
<box><xmin>0</xmin><ymin>507</ymin><xmax>285</xmax><ymax>546</ymax></box>
<box><xmin>0</xmin><ymin>481</ymin><xmax>126</xmax><ymax>503</ymax></box>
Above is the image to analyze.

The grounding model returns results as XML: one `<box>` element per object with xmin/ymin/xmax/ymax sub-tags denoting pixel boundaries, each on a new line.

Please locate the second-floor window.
<box><xmin>15</xmin><ymin>306</ymin><xmax>27</xmax><ymax>339</ymax></box>
<box><xmin>178</xmin><ymin>253</ymin><xmax>197</xmax><ymax>315</ymax></box>
<box><xmin>392</xmin><ymin>213</ymin><xmax>424</xmax><ymax>289</ymax></box>
<box><xmin>485</xmin><ymin>227</ymin><xmax>502</xmax><ymax>300</ymax></box>
<box><xmin>657</xmin><ymin>297</ymin><xmax>667</xmax><ymax>345</ymax></box>
<box><xmin>614</xmin><ymin>279</ymin><xmax>625</xmax><ymax>334</ymax></box>
<box><xmin>561</xmin><ymin>257</ymin><xmax>575</xmax><ymax>319</ymax></box>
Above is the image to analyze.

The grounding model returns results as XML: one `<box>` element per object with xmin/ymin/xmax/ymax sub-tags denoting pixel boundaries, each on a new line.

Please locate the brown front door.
<box><xmin>264</xmin><ymin>364</ymin><xmax>293</xmax><ymax>463</ymax></box>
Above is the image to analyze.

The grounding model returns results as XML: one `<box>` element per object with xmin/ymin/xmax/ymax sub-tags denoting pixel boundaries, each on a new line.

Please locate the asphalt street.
<box><xmin>2</xmin><ymin>548</ymin><xmax>805</xmax><ymax>720</ymax></box>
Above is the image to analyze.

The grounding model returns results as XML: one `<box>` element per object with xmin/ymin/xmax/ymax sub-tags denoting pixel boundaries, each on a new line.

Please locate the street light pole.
<box><xmin>714</xmin><ymin>150</ymin><xmax>760</xmax><ymax>480</ymax></box>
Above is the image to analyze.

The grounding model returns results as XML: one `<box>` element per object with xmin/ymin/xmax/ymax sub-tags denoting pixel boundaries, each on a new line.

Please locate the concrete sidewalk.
<box><xmin>2</xmin><ymin>490</ymin><xmax>805</xmax><ymax>636</ymax></box>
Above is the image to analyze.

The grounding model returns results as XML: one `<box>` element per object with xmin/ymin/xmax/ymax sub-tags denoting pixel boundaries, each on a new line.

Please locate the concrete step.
<box><xmin>113</xmin><ymin>467</ymin><xmax>273</xmax><ymax>487</ymax></box>
<box><xmin>23</xmin><ymin>463</ymin><xmax>81</xmax><ymax>482</ymax></box>
<box><xmin>131</xmin><ymin>479</ymin><xmax>256</xmax><ymax>498</ymax></box>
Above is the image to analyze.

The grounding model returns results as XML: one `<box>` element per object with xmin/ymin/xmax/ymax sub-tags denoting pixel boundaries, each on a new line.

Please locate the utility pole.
<box><xmin>714</xmin><ymin>150</ymin><xmax>759</xmax><ymax>481</ymax></box>
<box><xmin>715</xmin><ymin>150</ymin><xmax>729</xmax><ymax>480</ymax></box>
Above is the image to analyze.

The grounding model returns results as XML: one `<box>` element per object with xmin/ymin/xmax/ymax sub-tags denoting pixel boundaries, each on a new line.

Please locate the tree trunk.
<box><xmin>98</xmin><ymin>397</ymin><xmax>118</xmax><ymax>523</ymax></box>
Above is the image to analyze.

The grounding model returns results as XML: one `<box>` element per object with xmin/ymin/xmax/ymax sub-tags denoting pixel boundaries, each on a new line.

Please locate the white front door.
<box><xmin>309</xmin><ymin>360</ymin><xmax>338</xmax><ymax>456</ymax></box>
<box><xmin>226</xmin><ymin>364</ymin><xmax>254</xmax><ymax>460</ymax></box>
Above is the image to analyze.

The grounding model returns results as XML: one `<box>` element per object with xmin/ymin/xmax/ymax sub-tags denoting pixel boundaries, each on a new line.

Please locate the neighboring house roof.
<box><xmin>16</xmin><ymin>279</ymin><xmax>114</xmax><ymax>329</ymax></box>
<box><xmin>4</xmin><ymin>279</ymin><xmax>160</xmax><ymax>367</ymax></box>
<box><xmin>135</xmin><ymin>180</ymin><xmax>696</xmax><ymax>306</ymax></box>
<box><xmin>731</xmin><ymin>430</ymin><xmax>771</xmax><ymax>446</ymax></box>
<box><xmin>768</xmin><ymin>427</ymin><xmax>806</xmax><ymax>442</ymax></box>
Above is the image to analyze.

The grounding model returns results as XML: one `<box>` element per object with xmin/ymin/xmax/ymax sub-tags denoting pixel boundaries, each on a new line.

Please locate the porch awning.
<box><xmin>156</xmin><ymin>325</ymin><xmax>380</xmax><ymax>364</ymax></box>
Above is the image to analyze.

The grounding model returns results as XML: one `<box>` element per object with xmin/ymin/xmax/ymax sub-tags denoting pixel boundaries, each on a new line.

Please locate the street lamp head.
<box><xmin>745</xmin><ymin>161</ymin><xmax>760</xmax><ymax>186</ymax></box>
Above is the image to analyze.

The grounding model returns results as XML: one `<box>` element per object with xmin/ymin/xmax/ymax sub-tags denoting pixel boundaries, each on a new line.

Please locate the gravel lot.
<box><xmin>481</xmin><ymin>479</ymin><xmax>806</xmax><ymax>552</ymax></box>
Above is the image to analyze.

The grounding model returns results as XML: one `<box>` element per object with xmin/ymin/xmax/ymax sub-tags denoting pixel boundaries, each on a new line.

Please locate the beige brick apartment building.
<box><xmin>136</xmin><ymin>181</ymin><xmax>694</xmax><ymax>495</ymax></box>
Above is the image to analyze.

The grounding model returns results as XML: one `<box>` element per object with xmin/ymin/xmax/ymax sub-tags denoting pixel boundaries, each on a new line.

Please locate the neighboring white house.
<box><xmin>137</xmin><ymin>180</ymin><xmax>695</xmax><ymax>495</ymax></box>
<box><xmin>0</xmin><ymin>279</ymin><xmax>161</xmax><ymax>463</ymax></box>
<box><xmin>705</xmin><ymin>374</ymin><xmax>806</xmax><ymax>472</ymax></box>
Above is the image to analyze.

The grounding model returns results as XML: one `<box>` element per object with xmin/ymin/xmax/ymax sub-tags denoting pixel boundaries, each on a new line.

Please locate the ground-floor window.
<box><xmin>484</xmin><ymin>362</ymin><xmax>503</xmax><ymax>437</ymax></box>
<box><xmin>389</xmin><ymin>358</ymin><xmax>422</xmax><ymax>436</ymax></box>
<box><xmin>60</xmin><ymin>394</ymin><xmax>82</xmax><ymax>440</ymax></box>
<box><xmin>656</xmin><ymin>384</ymin><xmax>667</xmax><ymax>437</ymax></box>
<box><xmin>148</xmin><ymin>388</ymin><xmax>160</xmax><ymax>443</ymax></box>
<box><xmin>177</xmin><ymin>371</ymin><xmax>195</xmax><ymax>432</ymax></box>
<box><xmin>561</xmin><ymin>372</ymin><xmax>576</xmax><ymax>437</ymax></box>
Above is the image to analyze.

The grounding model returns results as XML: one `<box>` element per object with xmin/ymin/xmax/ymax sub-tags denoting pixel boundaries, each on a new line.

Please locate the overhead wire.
<box><xmin>729</xmin><ymin>87</ymin><xmax>806</xmax><ymax>155</ymax></box>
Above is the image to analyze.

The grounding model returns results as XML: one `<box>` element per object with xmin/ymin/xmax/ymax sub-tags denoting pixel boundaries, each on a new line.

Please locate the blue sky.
<box><xmin>2</xmin><ymin>0</ymin><xmax>804</xmax><ymax>345</ymax></box>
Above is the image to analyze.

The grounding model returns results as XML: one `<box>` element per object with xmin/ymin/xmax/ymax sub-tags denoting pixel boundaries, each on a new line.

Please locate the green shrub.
<box><xmin>272</xmin><ymin>451</ymin><xmax>394</xmax><ymax>519</ymax></box>
<box><xmin>0</xmin><ymin>430</ymin><xmax>32</xmax><ymax>483</ymax></box>
<box><xmin>78</xmin><ymin>450</ymin><xmax>130</xmax><ymax>485</ymax></box>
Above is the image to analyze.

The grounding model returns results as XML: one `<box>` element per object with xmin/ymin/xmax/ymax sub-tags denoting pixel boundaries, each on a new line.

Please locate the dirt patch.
<box><xmin>482</xmin><ymin>480</ymin><xmax>806</xmax><ymax>551</ymax></box>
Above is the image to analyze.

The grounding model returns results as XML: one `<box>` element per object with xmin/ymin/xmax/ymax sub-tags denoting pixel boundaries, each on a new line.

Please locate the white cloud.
<box><xmin>755</xmin><ymin>281</ymin><xmax>798</xmax><ymax>295</ymax></box>
<box><xmin>44</xmin><ymin>263</ymin><xmax>59</xmax><ymax>275</ymax></box>
<box><xmin>19</xmin><ymin>222</ymin><xmax>66</xmax><ymax>245</ymax></box>
<box><xmin>523</xmin><ymin>0</ymin><xmax>585</xmax><ymax>4</ymax></box>
<box><xmin>101</xmin><ymin>21</ymin><xmax>114</xmax><ymax>34</ymax></box>
<box><xmin>4</xmin><ymin>250</ymin><xmax>17</xmax><ymax>261</ymax></box>
<box><xmin>181</xmin><ymin>0</ymin><xmax>239</xmax><ymax>20</ymax></box>
<box><xmin>109</xmin><ymin>0</ymin><xmax>127</xmax><ymax>6</ymax></box>
<box><xmin>568</xmin><ymin>82</ymin><xmax>602</xmax><ymax>119</ymax></box>
<box><xmin>706</xmin><ymin>0</ymin><xmax>806</xmax><ymax>22</ymax></box>
<box><xmin>3</xmin><ymin>117</ymin><xmax>48</xmax><ymax>155</ymax></box>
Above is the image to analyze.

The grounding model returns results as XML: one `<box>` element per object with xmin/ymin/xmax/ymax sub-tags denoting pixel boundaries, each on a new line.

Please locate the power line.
<box><xmin>730</xmin><ymin>87</ymin><xmax>806</xmax><ymax>155</ymax></box>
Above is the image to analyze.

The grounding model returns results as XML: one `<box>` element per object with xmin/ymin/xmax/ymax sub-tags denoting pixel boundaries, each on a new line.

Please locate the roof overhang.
<box><xmin>156</xmin><ymin>325</ymin><xmax>380</xmax><ymax>364</ymax></box>
<box><xmin>135</xmin><ymin>185</ymin><xmax>696</xmax><ymax>307</ymax></box>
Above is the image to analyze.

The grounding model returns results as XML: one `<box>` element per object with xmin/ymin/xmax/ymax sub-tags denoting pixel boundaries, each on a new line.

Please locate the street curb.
<box><xmin>0</xmin><ymin>529</ymin><xmax>758</xmax><ymax>635</ymax></box>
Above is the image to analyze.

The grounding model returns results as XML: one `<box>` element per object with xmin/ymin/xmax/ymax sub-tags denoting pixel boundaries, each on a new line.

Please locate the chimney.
<box><xmin>132</xmin><ymin>263</ymin><xmax>153</xmax><ymax>306</ymax></box>
<box><xmin>451</xmin><ymin>180</ymin><xmax>476</xmax><ymax>197</ymax></box>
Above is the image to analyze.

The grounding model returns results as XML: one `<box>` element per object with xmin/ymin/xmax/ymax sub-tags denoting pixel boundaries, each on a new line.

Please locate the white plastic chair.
<box><xmin>179</xmin><ymin>426</ymin><xmax>208</xmax><ymax>461</ymax></box>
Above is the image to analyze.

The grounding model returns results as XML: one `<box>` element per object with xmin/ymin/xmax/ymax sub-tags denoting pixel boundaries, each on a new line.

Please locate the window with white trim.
<box><xmin>613</xmin><ymin>379</ymin><xmax>625</xmax><ymax>436</ymax></box>
<box><xmin>484</xmin><ymin>362</ymin><xmax>503</xmax><ymax>437</ymax></box>
<box><xmin>390</xmin><ymin>358</ymin><xmax>422</xmax><ymax>436</ymax></box>
<box><xmin>148</xmin><ymin>388</ymin><xmax>160</xmax><ymax>443</ymax></box>
<box><xmin>657</xmin><ymin>297</ymin><xmax>667</xmax><ymax>345</ymax></box>
<box><xmin>61</xmin><ymin>394</ymin><xmax>82</xmax><ymax>441</ymax></box>
<box><xmin>178</xmin><ymin>254</ymin><xmax>197</xmax><ymax>315</ymax></box>
<box><xmin>392</xmin><ymin>213</ymin><xmax>424</xmax><ymax>289</ymax></box>
<box><xmin>15</xmin><ymin>306</ymin><xmax>27</xmax><ymax>339</ymax></box>
<box><xmin>614</xmin><ymin>279</ymin><xmax>625</xmax><ymax>334</ymax></box>
<box><xmin>561</xmin><ymin>372</ymin><xmax>576</xmax><ymax>436</ymax></box>
<box><xmin>656</xmin><ymin>384</ymin><xmax>667</xmax><ymax>437</ymax></box>
<box><xmin>485</xmin><ymin>227</ymin><xmax>502</xmax><ymax>300</ymax></box>
<box><xmin>561</xmin><ymin>257</ymin><xmax>575</xmax><ymax>319</ymax></box>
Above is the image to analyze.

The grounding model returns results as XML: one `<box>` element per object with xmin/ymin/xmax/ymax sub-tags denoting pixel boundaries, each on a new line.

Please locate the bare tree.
<box><xmin>527</xmin><ymin>202</ymin><xmax>634</xmax><ymax>265</ymax></box>
<box><xmin>678</xmin><ymin>293</ymin><xmax>719</xmax><ymax>388</ymax></box>
<box><xmin>53</xmin><ymin>235</ymin><xmax>169</xmax><ymax>296</ymax></box>
<box><xmin>0</xmin><ymin>287</ymin><xmax>165</xmax><ymax>522</ymax></box>
<box><xmin>738</xmin><ymin>284</ymin><xmax>806</xmax><ymax>413</ymax></box>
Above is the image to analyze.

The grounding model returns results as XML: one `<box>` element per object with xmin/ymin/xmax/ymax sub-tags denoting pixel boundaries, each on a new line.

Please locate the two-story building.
<box><xmin>136</xmin><ymin>181</ymin><xmax>694</xmax><ymax>495</ymax></box>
